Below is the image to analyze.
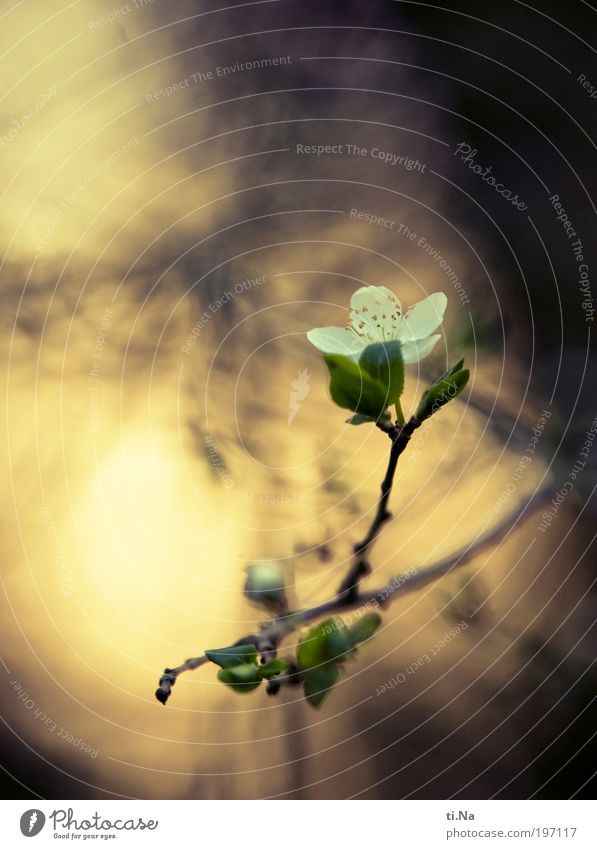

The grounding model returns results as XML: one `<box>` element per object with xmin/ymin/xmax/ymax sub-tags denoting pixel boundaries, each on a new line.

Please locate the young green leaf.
<box><xmin>358</xmin><ymin>341</ymin><xmax>404</xmax><ymax>405</ymax></box>
<box><xmin>323</xmin><ymin>354</ymin><xmax>390</xmax><ymax>421</ymax></box>
<box><xmin>217</xmin><ymin>663</ymin><xmax>263</xmax><ymax>693</ymax></box>
<box><xmin>345</xmin><ymin>412</ymin><xmax>379</xmax><ymax>426</ymax></box>
<box><xmin>437</xmin><ymin>358</ymin><xmax>464</xmax><ymax>381</ymax></box>
<box><xmin>205</xmin><ymin>644</ymin><xmax>258</xmax><ymax>669</ymax></box>
<box><xmin>415</xmin><ymin>367</ymin><xmax>470</xmax><ymax>422</ymax></box>
<box><xmin>348</xmin><ymin>612</ymin><xmax>382</xmax><ymax>646</ymax></box>
<box><xmin>297</xmin><ymin>618</ymin><xmax>352</xmax><ymax>669</ymax></box>
<box><xmin>259</xmin><ymin>658</ymin><xmax>290</xmax><ymax>677</ymax></box>
<box><xmin>303</xmin><ymin>663</ymin><xmax>340</xmax><ymax>708</ymax></box>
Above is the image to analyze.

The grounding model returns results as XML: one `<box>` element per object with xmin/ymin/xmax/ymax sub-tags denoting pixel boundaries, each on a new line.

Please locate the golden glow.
<box><xmin>1</xmin><ymin>0</ymin><xmax>561</xmax><ymax>800</ymax></box>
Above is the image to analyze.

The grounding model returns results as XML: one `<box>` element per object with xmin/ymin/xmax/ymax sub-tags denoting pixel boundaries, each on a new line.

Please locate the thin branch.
<box><xmin>336</xmin><ymin>417</ymin><xmax>419</xmax><ymax>600</ymax></box>
<box><xmin>155</xmin><ymin>656</ymin><xmax>210</xmax><ymax>705</ymax></box>
<box><xmin>155</xmin><ymin>486</ymin><xmax>550</xmax><ymax>705</ymax></box>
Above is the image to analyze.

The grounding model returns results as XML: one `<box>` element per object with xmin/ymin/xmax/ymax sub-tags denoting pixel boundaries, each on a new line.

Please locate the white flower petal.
<box><xmin>349</xmin><ymin>285</ymin><xmax>402</xmax><ymax>343</ymax></box>
<box><xmin>400</xmin><ymin>334</ymin><xmax>441</xmax><ymax>363</ymax></box>
<box><xmin>306</xmin><ymin>326</ymin><xmax>364</xmax><ymax>355</ymax></box>
<box><xmin>398</xmin><ymin>293</ymin><xmax>447</xmax><ymax>342</ymax></box>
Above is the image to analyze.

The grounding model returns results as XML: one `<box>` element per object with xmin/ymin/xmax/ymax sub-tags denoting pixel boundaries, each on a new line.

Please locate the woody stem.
<box><xmin>336</xmin><ymin>416</ymin><xmax>420</xmax><ymax>601</ymax></box>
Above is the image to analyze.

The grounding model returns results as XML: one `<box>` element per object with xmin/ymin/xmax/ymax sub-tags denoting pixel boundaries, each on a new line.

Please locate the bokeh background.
<box><xmin>1</xmin><ymin>0</ymin><xmax>596</xmax><ymax>799</ymax></box>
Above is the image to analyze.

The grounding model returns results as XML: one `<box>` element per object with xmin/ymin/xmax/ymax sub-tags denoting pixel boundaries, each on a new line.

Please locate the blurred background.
<box><xmin>1</xmin><ymin>0</ymin><xmax>596</xmax><ymax>799</ymax></box>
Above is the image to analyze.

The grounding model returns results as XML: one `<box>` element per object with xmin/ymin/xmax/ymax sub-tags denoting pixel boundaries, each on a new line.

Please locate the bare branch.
<box><xmin>337</xmin><ymin>417</ymin><xmax>419</xmax><ymax>600</ymax></box>
<box><xmin>155</xmin><ymin>656</ymin><xmax>210</xmax><ymax>705</ymax></box>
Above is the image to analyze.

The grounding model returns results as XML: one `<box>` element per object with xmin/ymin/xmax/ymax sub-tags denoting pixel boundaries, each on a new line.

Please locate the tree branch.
<box><xmin>336</xmin><ymin>417</ymin><xmax>419</xmax><ymax>601</ymax></box>
<box><xmin>155</xmin><ymin>486</ymin><xmax>550</xmax><ymax>705</ymax></box>
<box><xmin>155</xmin><ymin>656</ymin><xmax>210</xmax><ymax>705</ymax></box>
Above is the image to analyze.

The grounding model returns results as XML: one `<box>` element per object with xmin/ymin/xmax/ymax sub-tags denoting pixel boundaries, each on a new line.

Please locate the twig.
<box><xmin>155</xmin><ymin>656</ymin><xmax>210</xmax><ymax>705</ymax></box>
<box><xmin>155</xmin><ymin>486</ymin><xmax>551</xmax><ymax>704</ymax></box>
<box><xmin>337</xmin><ymin>417</ymin><xmax>419</xmax><ymax>600</ymax></box>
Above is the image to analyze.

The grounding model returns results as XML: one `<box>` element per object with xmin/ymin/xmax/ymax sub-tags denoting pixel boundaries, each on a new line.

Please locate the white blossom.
<box><xmin>307</xmin><ymin>285</ymin><xmax>447</xmax><ymax>363</ymax></box>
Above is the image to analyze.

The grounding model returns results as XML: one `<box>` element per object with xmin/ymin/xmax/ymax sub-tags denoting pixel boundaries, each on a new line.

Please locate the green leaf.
<box><xmin>259</xmin><ymin>658</ymin><xmax>290</xmax><ymax>677</ymax></box>
<box><xmin>205</xmin><ymin>644</ymin><xmax>258</xmax><ymax>669</ymax></box>
<box><xmin>323</xmin><ymin>354</ymin><xmax>390</xmax><ymax>421</ymax></box>
<box><xmin>348</xmin><ymin>612</ymin><xmax>382</xmax><ymax>646</ymax></box>
<box><xmin>297</xmin><ymin>618</ymin><xmax>352</xmax><ymax>670</ymax></box>
<box><xmin>346</xmin><ymin>413</ymin><xmax>379</xmax><ymax>426</ymax></box>
<box><xmin>303</xmin><ymin>663</ymin><xmax>341</xmax><ymax>708</ymax></box>
<box><xmin>415</xmin><ymin>367</ymin><xmax>470</xmax><ymax>422</ymax></box>
<box><xmin>217</xmin><ymin>664</ymin><xmax>263</xmax><ymax>693</ymax></box>
<box><xmin>438</xmin><ymin>358</ymin><xmax>464</xmax><ymax>380</ymax></box>
<box><xmin>358</xmin><ymin>341</ymin><xmax>404</xmax><ymax>405</ymax></box>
